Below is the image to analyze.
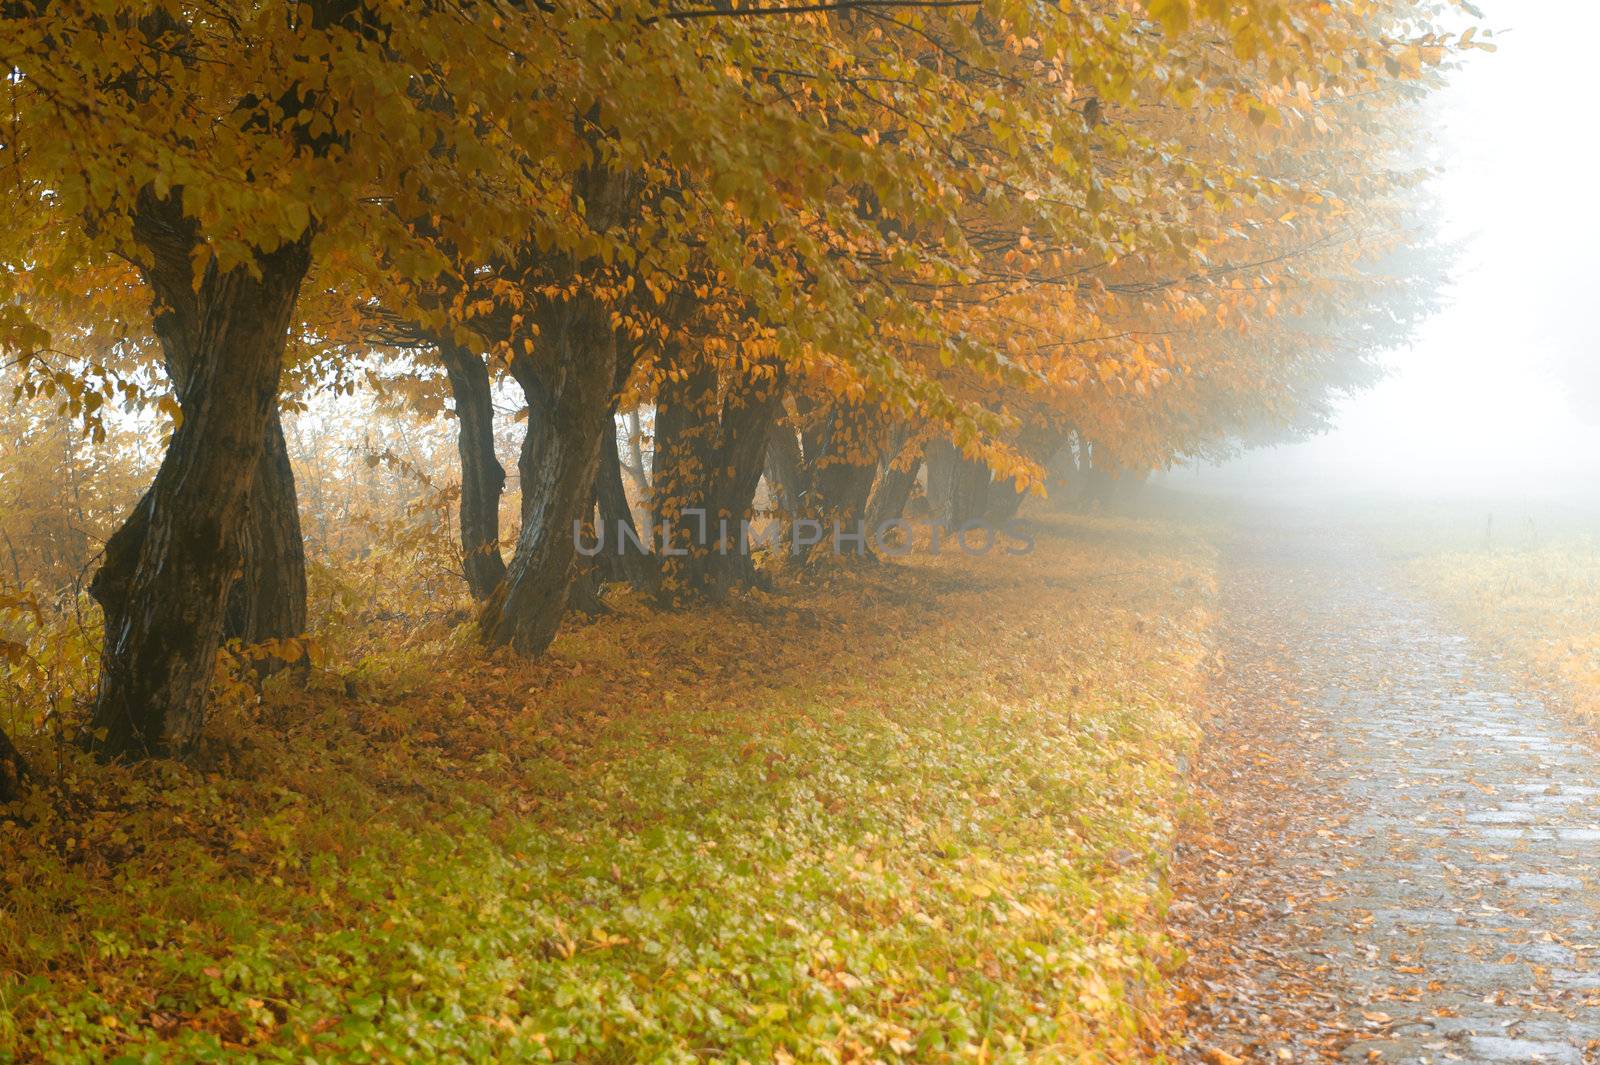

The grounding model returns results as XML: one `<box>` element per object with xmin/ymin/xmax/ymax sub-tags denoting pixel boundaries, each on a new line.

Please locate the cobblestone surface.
<box><xmin>1184</xmin><ymin>528</ymin><xmax>1600</xmax><ymax>1064</ymax></box>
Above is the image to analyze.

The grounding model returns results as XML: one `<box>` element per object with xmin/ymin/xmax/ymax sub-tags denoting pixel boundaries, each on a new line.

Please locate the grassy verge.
<box><xmin>1409</xmin><ymin>540</ymin><xmax>1600</xmax><ymax>740</ymax></box>
<box><xmin>2</xmin><ymin>514</ymin><xmax>1214</xmax><ymax>1063</ymax></box>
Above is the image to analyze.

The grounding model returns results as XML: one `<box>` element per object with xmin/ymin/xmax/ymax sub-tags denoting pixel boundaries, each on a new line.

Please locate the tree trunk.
<box><xmin>94</xmin><ymin>192</ymin><xmax>308</xmax><ymax>655</ymax></box>
<box><xmin>621</xmin><ymin>408</ymin><xmax>651</xmax><ymax>500</ymax></box>
<box><xmin>478</xmin><ymin>155</ymin><xmax>634</xmax><ymax>655</ymax></box>
<box><xmin>987</xmin><ymin>478</ymin><xmax>1027</xmax><ymax>521</ymax></box>
<box><xmin>91</xmin><ymin>410</ymin><xmax>306</xmax><ymax>650</ymax></box>
<box><xmin>925</xmin><ymin>438</ymin><xmax>991</xmax><ymax>528</ymax></box>
<box><xmin>952</xmin><ymin>460</ymin><xmax>991</xmax><ymax>526</ymax></box>
<box><xmin>987</xmin><ymin>425</ymin><xmax>1065</xmax><ymax>521</ymax></box>
<box><xmin>701</xmin><ymin>367</ymin><xmax>784</xmax><ymax>592</ymax></box>
<box><xmin>1080</xmin><ymin>441</ymin><xmax>1116</xmax><ymax>507</ymax></box>
<box><xmin>803</xmin><ymin>402</ymin><xmax>878</xmax><ymax>528</ymax></box>
<box><xmin>652</xmin><ymin>354</ymin><xmax>784</xmax><ymax>599</ymax></box>
<box><xmin>565</xmin><ymin>563</ymin><xmax>610</xmax><ymax>617</ymax></box>
<box><xmin>765</xmin><ymin>418</ymin><xmax>810</xmax><ymax>517</ymax></box>
<box><xmin>226</xmin><ymin>411</ymin><xmax>309</xmax><ymax>644</ymax></box>
<box><xmin>0</xmin><ymin>723</ymin><xmax>28</xmax><ymax>804</ymax></box>
<box><xmin>815</xmin><ymin>461</ymin><xmax>877</xmax><ymax>529</ymax></box>
<box><xmin>89</xmin><ymin>222</ymin><xmax>312</xmax><ymax>759</ymax></box>
<box><xmin>595</xmin><ymin>414</ymin><xmax>655</xmax><ymax>588</ymax></box>
<box><xmin>865</xmin><ymin>440</ymin><xmax>921</xmax><ymax>530</ymax></box>
<box><xmin>479</xmin><ymin>300</ymin><xmax>618</xmax><ymax>656</ymax></box>
<box><xmin>1046</xmin><ymin>434</ymin><xmax>1080</xmax><ymax>509</ymax></box>
<box><xmin>652</xmin><ymin>352</ymin><xmax>722</xmax><ymax>598</ymax></box>
<box><xmin>438</xmin><ymin>339</ymin><xmax>507</xmax><ymax>600</ymax></box>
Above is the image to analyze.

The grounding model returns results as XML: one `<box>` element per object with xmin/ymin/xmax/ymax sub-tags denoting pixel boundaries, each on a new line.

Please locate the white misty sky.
<box><xmin>1178</xmin><ymin>0</ymin><xmax>1600</xmax><ymax>498</ymax></box>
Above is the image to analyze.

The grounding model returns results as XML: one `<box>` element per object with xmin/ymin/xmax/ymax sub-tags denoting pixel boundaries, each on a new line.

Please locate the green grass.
<box><xmin>1</xmin><ymin>515</ymin><xmax>1214</xmax><ymax>1063</ymax></box>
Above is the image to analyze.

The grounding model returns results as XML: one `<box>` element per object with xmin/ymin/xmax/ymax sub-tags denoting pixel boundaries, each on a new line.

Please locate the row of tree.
<box><xmin>0</xmin><ymin>0</ymin><xmax>1467</xmax><ymax>773</ymax></box>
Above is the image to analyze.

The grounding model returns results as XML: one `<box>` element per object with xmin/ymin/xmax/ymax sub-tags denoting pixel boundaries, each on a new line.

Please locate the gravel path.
<box><xmin>1175</xmin><ymin>526</ymin><xmax>1600</xmax><ymax>1065</ymax></box>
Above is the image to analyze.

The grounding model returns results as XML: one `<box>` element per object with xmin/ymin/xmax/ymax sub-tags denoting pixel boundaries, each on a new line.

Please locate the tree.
<box><xmin>436</xmin><ymin>340</ymin><xmax>509</xmax><ymax>601</ymax></box>
<box><xmin>0</xmin><ymin>0</ymin><xmax>1467</xmax><ymax>762</ymax></box>
<box><xmin>453</xmin><ymin>141</ymin><xmax>648</xmax><ymax>652</ymax></box>
<box><xmin>0</xmin><ymin>721</ymin><xmax>28</xmax><ymax>804</ymax></box>
<box><xmin>2</xmin><ymin>1</ymin><xmax>584</xmax><ymax>755</ymax></box>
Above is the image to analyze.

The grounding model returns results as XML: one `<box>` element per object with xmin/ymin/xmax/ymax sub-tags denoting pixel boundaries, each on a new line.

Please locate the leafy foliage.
<box><xmin>1</xmin><ymin>0</ymin><xmax>1471</xmax><ymax>472</ymax></box>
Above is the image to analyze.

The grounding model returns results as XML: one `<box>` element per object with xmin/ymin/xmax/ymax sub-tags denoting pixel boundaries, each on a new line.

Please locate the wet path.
<box><xmin>1175</xmin><ymin>527</ymin><xmax>1600</xmax><ymax>1064</ymax></box>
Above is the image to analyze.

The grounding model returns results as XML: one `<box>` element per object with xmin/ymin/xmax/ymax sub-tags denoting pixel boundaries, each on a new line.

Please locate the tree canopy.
<box><xmin>0</xmin><ymin>0</ymin><xmax>1472</xmax><ymax>759</ymax></box>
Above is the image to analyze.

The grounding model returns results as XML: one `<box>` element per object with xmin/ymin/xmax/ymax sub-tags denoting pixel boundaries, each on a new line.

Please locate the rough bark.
<box><xmin>652</xmin><ymin>351</ymin><xmax>784</xmax><ymax>599</ymax></box>
<box><xmin>478</xmin><ymin>301</ymin><xmax>619</xmax><ymax>656</ymax></box>
<box><xmin>0</xmin><ymin>723</ymin><xmax>28</xmax><ymax>804</ymax></box>
<box><xmin>438</xmin><ymin>340</ymin><xmax>507</xmax><ymax>600</ymax></box>
<box><xmin>865</xmin><ymin>439</ymin><xmax>922</xmax><ymax>530</ymax></box>
<box><xmin>565</xmin><ymin>563</ymin><xmax>610</xmax><ymax>617</ymax></box>
<box><xmin>986</xmin><ymin>478</ymin><xmax>1027</xmax><ymax>522</ymax></box>
<box><xmin>475</xmin><ymin>153</ymin><xmax>639</xmax><ymax>654</ymax></box>
<box><xmin>92</xmin><ymin>405</ymin><xmax>306</xmax><ymax>654</ymax></box>
<box><xmin>595</xmin><ymin>416</ymin><xmax>655</xmax><ymax>588</ymax></box>
<box><xmin>702</xmin><ymin>368</ymin><xmax>785</xmax><ymax>590</ymax></box>
<box><xmin>89</xmin><ymin>206</ymin><xmax>312</xmax><ymax>759</ymax></box>
<box><xmin>925</xmin><ymin>437</ymin><xmax>991</xmax><ymax>528</ymax></box>
<box><xmin>765</xmin><ymin>418</ymin><xmax>810</xmax><ymax>516</ymax></box>
<box><xmin>652</xmin><ymin>353</ymin><xmax>721</xmax><ymax>594</ymax></box>
<box><xmin>803</xmin><ymin>402</ymin><xmax>878</xmax><ymax>528</ymax></box>
<box><xmin>226</xmin><ymin>411</ymin><xmax>309</xmax><ymax>644</ymax></box>
<box><xmin>621</xmin><ymin>409</ymin><xmax>652</xmax><ymax>500</ymax></box>
<box><xmin>92</xmin><ymin>191</ymin><xmax>307</xmax><ymax>653</ymax></box>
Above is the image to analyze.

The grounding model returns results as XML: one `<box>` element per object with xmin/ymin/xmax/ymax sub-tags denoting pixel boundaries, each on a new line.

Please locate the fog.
<box><xmin>1171</xmin><ymin>0</ymin><xmax>1600</xmax><ymax>503</ymax></box>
